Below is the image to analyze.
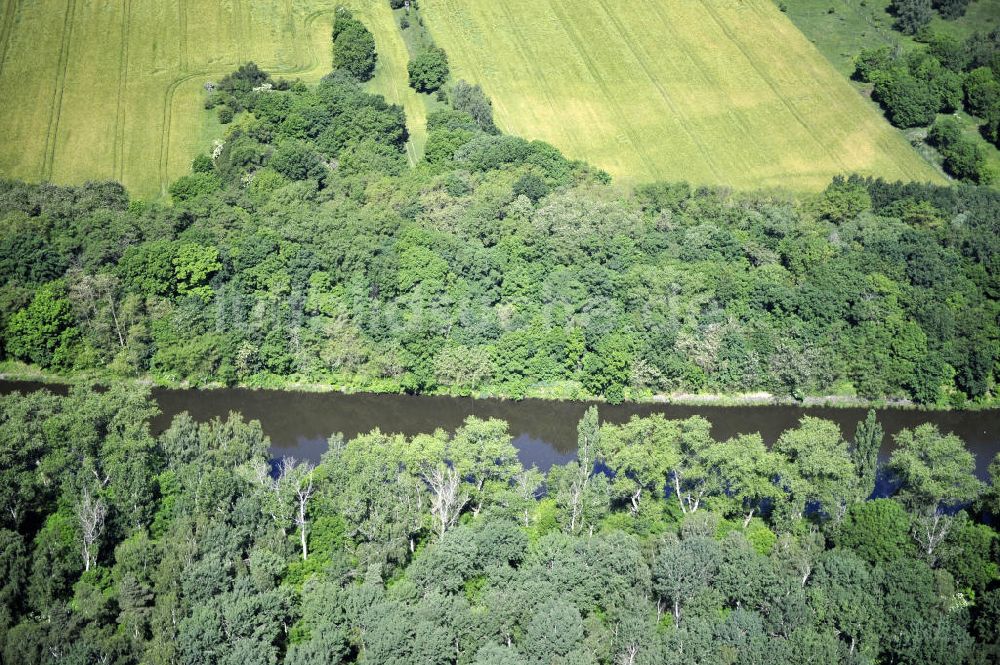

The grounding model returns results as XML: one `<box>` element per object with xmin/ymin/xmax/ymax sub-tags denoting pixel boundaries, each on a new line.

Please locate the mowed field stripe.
<box><xmin>42</xmin><ymin>0</ymin><xmax>76</xmax><ymax>180</ymax></box>
<box><xmin>178</xmin><ymin>0</ymin><xmax>189</xmax><ymax>72</ymax></box>
<box><xmin>544</xmin><ymin>0</ymin><xmax>658</xmax><ymax>179</ymax></box>
<box><xmin>491</xmin><ymin>0</ymin><xmax>583</xmax><ymax>155</ymax></box>
<box><xmin>159</xmin><ymin>71</ymin><xmax>212</xmax><ymax>195</ymax></box>
<box><xmin>742</xmin><ymin>0</ymin><xmax>930</xmax><ymax>183</ymax></box>
<box><xmin>642</xmin><ymin>0</ymin><xmax>773</xmax><ymax>173</ymax></box>
<box><xmin>695</xmin><ymin>0</ymin><xmax>848</xmax><ymax>173</ymax></box>
<box><xmin>114</xmin><ymin>0</ymin><xmax>133</xmax><ymax>180</ymax></box>
<box><xmin>589</xmin><ymin>0</ymin><xmax>724</xmax><ymax>182</ymax></box>
<box><xmin>0</xmin><ymin>0</ymin><xmax>20</xmax><ymax>80</ymax></box>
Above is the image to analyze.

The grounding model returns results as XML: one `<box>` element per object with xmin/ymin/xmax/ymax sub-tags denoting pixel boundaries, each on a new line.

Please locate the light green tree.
<box><xmin>599</xmin><ymin>415</ymin><xmax>679</xmax><ymax>513</ymax></box>
<box><xmin>449</xmin><ymin>417</ymin><xmax>521</xmax><ymax>517</ymax></box>
<box><xmin>173</xmin><ymin>244</ymin><xmax>221</xmax><ymax>301</ymax></box>
<box><xmin>774</xmin><ymin>417</ymin><xmax>856</xmax><ymax>523</ymax></box>
<box><xmin>889</xmin><ymin>424</ymin><xmax>983</xmax><ymax>560</ymax></box>
<box><xmin>704</xmin><ymin>433</ymin><xmax>781</xmax><ymax>526</ymax></box>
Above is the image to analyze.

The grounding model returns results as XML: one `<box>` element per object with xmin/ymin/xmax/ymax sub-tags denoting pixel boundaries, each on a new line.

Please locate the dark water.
<box><xmin>3</xmin><ymin>380</ymin><xmax>998</xmax><ymax>477</ymax></box>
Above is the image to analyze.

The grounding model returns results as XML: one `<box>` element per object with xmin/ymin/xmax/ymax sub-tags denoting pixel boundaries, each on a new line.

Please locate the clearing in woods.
<box><xmin>0</xmin><ymin>0</ymin><xmax>428</xmax><ymax>199</ymax></box>
<box><xmin>419</xmin><ymin>0</ymin><xmax>946</xmax><ymax>190</ymax></box>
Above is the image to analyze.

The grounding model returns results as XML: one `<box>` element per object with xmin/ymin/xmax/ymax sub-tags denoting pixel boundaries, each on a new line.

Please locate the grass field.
<box><xmin>0</xmin><ymin>0</ymin><xmax>430</xmax><ymax>199</ymax></box>
<box><xmin>419</xmin><ymin>0</ymin><xmax>944</xmax><ymax>190</ymax></box>
<box><xmin>1</xmin><ymin>0</ymin><xmax>946</xmax><ymax>196</ymax></box>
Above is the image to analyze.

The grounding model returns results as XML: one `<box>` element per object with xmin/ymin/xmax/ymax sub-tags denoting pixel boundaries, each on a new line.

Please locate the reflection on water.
<box><xmin>3</xmin><ymin>381</ymin><xmax>999</xmax><ymax>476</ymax></box>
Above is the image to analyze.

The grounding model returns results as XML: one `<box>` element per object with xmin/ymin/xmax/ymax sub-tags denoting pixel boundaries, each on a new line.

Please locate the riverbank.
<box><xmin>3</xmin><ymin>360</ymin><xmax>997</xmax><ymax>413</ymax></box>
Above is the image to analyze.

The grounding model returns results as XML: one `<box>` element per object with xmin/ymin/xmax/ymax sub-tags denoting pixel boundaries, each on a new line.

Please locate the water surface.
<box><xmin>4</xmin><ymin>380</ymin><xmax>997</xmax><ymax>476</ymax></box>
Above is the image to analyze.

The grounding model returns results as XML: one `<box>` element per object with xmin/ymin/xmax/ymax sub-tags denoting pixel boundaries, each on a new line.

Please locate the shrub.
<box><xmin>451</xmin><ymin>81</ymin><xmax>497</xmax><ymax>133</ymax></box>
<box><xmin>854</xmin><ymin>46</ymin><xmax>894</xmax><ymax>82</ymax></box>
<box><xmin>932</xmin><ymin>0</ymin><xmax>970</xmax><ymax>20</ymax></box>
<box><xmin>269</xmin><ymin>140</ymin><xmax>326</xmax><ymax>182</ymax></box>
<box><xmin>217</xmin><ymin>106</ymin><xmax>234</xmax><ymax>124</ymax></box>
<box><xmin>927</xmin><ymin>32</ymin><xmax>969</xmax><ymax>72</ymax></box>
<box><xmin>168</xmin><ymin>172</ymin><xmax>221</xmax><ymax>202</ymax></box>
<box><xmin>191</xmin><ymin>154</ymin><xmax>214</xmax><ymax>173</ymax></box>
<box><xmin>908</xmin><ymin>52</ymin><xmax>963</xmax><ymax>112</ymax></box>
<box><xmin>964</xmin><ymin>67</ymin><xmax>1000</xmax><ymax>118</ymax></box>
<box><xmin>332</xmin><ymin>9</ymin><xmax>377</xmax><ymax>81</ymax></box>
<box><xmin>872</xmin><ymin>68</ymin><xmax>939</xmax><ymax>127</ymax></box>
<box><xmin>216</xmin><ymin>62</ymin><xmax>270</xmax><ymax>111</ymax></box>
<box><xmin>983</xmin><ymin>106</ymin><xmax>1000</xmax><ymax>148</ymax></box>
<box><xmin>928</xmin><ymin>118</ymin><xmax>992</xmax><ymax>184</ymax></box>
<box><xmin>408</xmin><ymin>46</ymin><xmax>449</xmax><ymax>92</ymax></box>
<box><xmin>512</xmin><ymin>173</ymin><xmax>549</xmax><ymax>203</ymax></box>
<box><xmin>835</xmin><ymin>499</ymin><xmax>913</xmax><ymax>564</ymax></box>
<box><xmin>891</xmin><ymin>0</ymin><xmax>933</xmax><ymax>35</ymax></box>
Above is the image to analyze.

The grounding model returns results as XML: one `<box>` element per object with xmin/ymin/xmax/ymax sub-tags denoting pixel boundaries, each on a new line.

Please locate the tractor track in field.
<box><xmin>113</xmin><ymin>0</ymin><xmax>132</xmax><ymax>180</ymax></box>
<box><xmin>270</xmin><ymin>8</ymin><xmax>332</xmax><ymax>76</ymax></box>
<box><xmin>546</xmin><ymin>0</ymin><xmax>658</xmax><ymax>180</ymax></box>
<box><xmin>158</xmin><ymin>70</ymin><xmax>213</xmax><ymax>195</ymax></box>
<box><xmin>697</xmin><ymin>0</ymin><xmax>849</xmax><ymax>174</ymax></box>
<box><xmin>492</xmin><ymin>0</ymin><xmax>582</xmax><ymax>156</ymax></box>
<box><xmin>156</xmin><ymin>7</ymin><xmax>337</xmax><ymax>194</ymax></box>
<box><xmin>745</xmin><ymin>0</ymin><xmax>927</xmax><ymax>181</ymax></box>
<box><xmin>642</xmin><ymin>0</ymin><xmax>771</xmax><ymax>177</ymax></box>
<box><xmin>0</xmin><ymin>0</ymin><xmax>21</xmax><ymax>81</ymax></box>
<box><xmin>41</xmin><ymin>0</ymin><xmax>76</xmax><ymax>181</ymax></box>
<box><xmin>591</xmin><ymin>0</ymin><xmax>725</xmax><ymax>182</ymax></box>
<box><xmin>178</xmin><ymin>0</ymin><xmax>189</xmax><ymax>72</ymax></box>
<box><xmin>233</xmin><ymin>0</ymin><xmax>248</xmax><ymax>66</ymax></box>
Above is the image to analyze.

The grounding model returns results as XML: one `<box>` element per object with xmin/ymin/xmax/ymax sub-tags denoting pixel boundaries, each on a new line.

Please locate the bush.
<box><xmin>908</xmin><ymin>52</ymin><xmax>963</xmax><ymax>112</ymax></box>
<box><xmin>964</xmin><ymin>67</ymin><xmax>1000</xmax><ymax>118</ymax></box>
<box><xmin>408</xmin><ymin>46</ymin><xmax>450</xmax><ymax>92</ymax></box>
<box><xmin>928</xmin><ymin>118</ymin><xmax>992</xmax><ymax>184</ymax></box>
<box><xmin>927</xmin><ymin>33</ymin><xmax>969</xmax><ymax>72</ymax></box>
<box><xmin>983</xmin><ymin>106</ymin><xmax>1000</xmax><ymax>148</ymax></box>
<box><xmin>332</xmin><ymin>9</ymin><xmax>377</xmax><ymax>81</ymax></box>
<box><xmin>891</xmin><ymin>0</ymin><xmax>933</xmax><ymax>35</ymax></box>
<box><xmin>269</xmin><ymin>140</ymin><xmax>327</xmax><ymax>182</ymax></box>
<box><xmin>932</xmin><ymin>0</ymin><xmax>970</xmax><ymax>20</ymax></box>
<box><xmin>451</xmin><ymin>81</ymin><xmax>497</xmax><ymax>133</ymax></box>
<box><xmin>512</xmin><ymin>173</ymin><xmax>549</xmax><ymax>203</ymax></box>
<box><xmin>168</xmin><ymin>172</ymin><xmax>221</xmax><ymax>202</ymax></box>
<box><xmin>216</xmin><ymin>62</ymin><xmax>271</xmax><ymax>112</ymax></box>
<box><xmin>191</xmin><ymin>154</ymin><xmax>214</xmax><ymax>173</ymax></box>
<box><xmin>872</xmin><ymin>68</ymin><xmax>939</xmax><ymax>127</ymax></box>
<box><xmin>854</xmin><ymin>46</ymin><xmax>895</xmax><ymax>82</ymax></box>
<box><xmin>835</xmin><ymin>499</ymin><xmax>913</xmax><ymax>564</ymax></box>
<box><xmin>217</xmin><ymin>106</ymin><xmax>234</xmax><ymax>124</ymax></box>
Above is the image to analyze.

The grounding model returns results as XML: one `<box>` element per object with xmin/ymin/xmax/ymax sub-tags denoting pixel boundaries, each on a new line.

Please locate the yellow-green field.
<box><xmin>0</xmin><ymin>0</ymin><xmax>428</xmax><ymax>199</ymax></box>
<box><xmin>1</xmin><ymin>0</ymin><xmax>945</xmax><ymax>197</ymax></box>
<box><xmin>420</xmin><ymin>0</ymin><xmax>945</xmax><ymax>190</ymax></box>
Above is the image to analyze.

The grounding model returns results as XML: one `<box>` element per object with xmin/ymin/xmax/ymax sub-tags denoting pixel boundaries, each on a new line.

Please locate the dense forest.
<box><xmin>1</xmin><ymin>385</ymin><xmax>999</xmax><ymax>664</ymax></box>
<box><xmin>1</xmin><ymin>52</ymin><xmax>999</xmax><ymax>406</ymax></box>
